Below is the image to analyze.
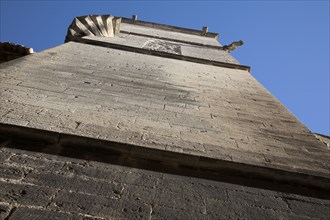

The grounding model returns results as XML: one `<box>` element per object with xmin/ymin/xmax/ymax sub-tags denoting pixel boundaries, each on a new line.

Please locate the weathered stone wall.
<box><xmin>1</xmin><ymin>16</ymin><xmax>329</xmax><ymax>219</ymax></box>
<box><xmin>85</xmin><ymin>34</ymin><xmax>239</xmax><ymax>64</ymax></box>
<box><xmin>0</xmin><ymin>139</ymin><xmax>329</xmax><ymax>219</ymax></box>
<box><xmin>120</xmin><ymin>23</ymin><xmax>220</xmax><ymax>46</ymax></box>
<box><xmin>0</xmin><ymin>42</ymin><xmax>328</xmax><ymax>182</ymax></box>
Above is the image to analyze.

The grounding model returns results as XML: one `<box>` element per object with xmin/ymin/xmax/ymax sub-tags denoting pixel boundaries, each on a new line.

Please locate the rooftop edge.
<box><xmin>119</xmin><ymin>16</ymin><xmax>219</xmax><ymax>39</ymax></box>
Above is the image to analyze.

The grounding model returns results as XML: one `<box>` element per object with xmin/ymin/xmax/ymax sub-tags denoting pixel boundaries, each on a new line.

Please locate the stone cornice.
<box><xmin>65</xmin><ymin>15</ymin><xmax>122</xmax><ymax>42</ymax></box>
<box><xmin>71</xmin><ymin>37</ymin><xmax>251</xmax><ymax>72</ymax></box>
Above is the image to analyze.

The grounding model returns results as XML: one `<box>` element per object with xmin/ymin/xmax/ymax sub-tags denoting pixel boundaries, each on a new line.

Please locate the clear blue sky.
<box><xmin>1</xmin><ymin>1</ymin><xmax>329</xmax><ymax>135</ymax></box>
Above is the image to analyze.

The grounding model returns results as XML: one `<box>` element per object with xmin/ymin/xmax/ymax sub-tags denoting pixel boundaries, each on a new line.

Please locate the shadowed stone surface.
<box><xmin>0</xmin><ymin>141</ymin><xmax>329</xmax><ymax>219</ymax></box>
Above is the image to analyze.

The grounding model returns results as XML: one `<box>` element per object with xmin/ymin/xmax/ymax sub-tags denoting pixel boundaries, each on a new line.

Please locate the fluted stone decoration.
<box><xmin>65</xmin><ymin>15</ymin><xmax>122</xmax><ymax>42</ymax></box>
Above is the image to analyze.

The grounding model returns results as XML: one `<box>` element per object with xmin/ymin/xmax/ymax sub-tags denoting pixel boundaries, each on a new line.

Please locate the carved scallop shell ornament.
<box><xmin>65</xmin><ymin>15</ymin><xmax>121</xmax><ymax>42</ymax></box>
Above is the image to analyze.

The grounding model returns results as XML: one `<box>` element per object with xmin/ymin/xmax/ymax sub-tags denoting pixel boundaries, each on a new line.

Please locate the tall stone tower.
<box><xmin>0</xmin><ymin>15</ymin><xmax>329</xmax><ymax>219</ymax></box>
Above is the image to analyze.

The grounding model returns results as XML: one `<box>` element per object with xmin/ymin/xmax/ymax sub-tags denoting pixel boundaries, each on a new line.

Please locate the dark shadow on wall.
<box><xmin>0</xmin><ymin>123</ymin><xmax>329</xmax><ymax>200</ymax></box>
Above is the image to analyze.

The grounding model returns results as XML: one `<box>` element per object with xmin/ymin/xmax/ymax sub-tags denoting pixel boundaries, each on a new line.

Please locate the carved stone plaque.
<box><xmin>143</xmin><ymin>40</ymin><xmax>181</xmax><ymax>55</ymax></box>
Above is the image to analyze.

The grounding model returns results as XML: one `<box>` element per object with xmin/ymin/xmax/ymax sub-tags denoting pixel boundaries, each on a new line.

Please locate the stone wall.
<box><xmin>1</xmin><ymin>138</ymin><xmax>329</xmax><ymax>219</ymax></box>
<box><xmin>0</xmin><ymin>42</ymin><xmax>328</xmax><ymax>185</ymax></box>
<box><xmin>1</xmin><ymin>15</ymin><xmax>329</xmax><ymax>219</ymax></box>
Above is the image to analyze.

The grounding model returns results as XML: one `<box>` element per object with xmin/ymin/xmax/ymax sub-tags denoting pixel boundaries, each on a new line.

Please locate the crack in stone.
<box><xmin>4</xmin><ymin>206</ymin><xmax>16</xmax><ymax>220</ymax></box>
<box><xmin>74</xmin><ymin>121</ymin><xmax>82</xmax><ymax>129</ymax></box>
<box><xmin>225</xmin><ymin>190</ymin><xmax>230</xmax><ymax>203</ymax></box>
<box><xmin>201</xmin><ymin>196</ymin><xmax>207</xmax><ymax>215</ymax></box>
<box><xmin>21</xmin><ymin>169</ymin><xmax>33</xmax><ymax>182</ymax></box>
<box><xmin>148</xmin><ymin>203</ymin><xmax>154</xmax><ymax>220</ymax></box>
<box><xmin>282</xmin><ymin>196</ymin><xmax>329</xmax><ymax>207</ymax></box>
<box><xmin>2</xmin><ymin>109</ymin><xmax>14</xmax><ymax>118</ymax></box>
<box><xmin>45</xmin><ymin>189</ymin><xmax>61</xmax><ymax>209</ymax></box>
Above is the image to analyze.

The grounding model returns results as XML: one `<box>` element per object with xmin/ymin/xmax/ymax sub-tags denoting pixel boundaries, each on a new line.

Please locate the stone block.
<box><xmin>0</xmin><ymin>164</ymin><xmax>30</xmax><ymax>180</ymax></box>
<box><xmin>61</xmin><ymin>162</ymin><xmax>127</xmax><ymax>183</ymax></box>
<box><xmin>0</xmin><ymin>203</ymin><xmax>12</xmax><ymax>219</ymax></box>
<box><xmin>8</xmin><ymin>154</ymin><xmax>64</xmax><ymax>173</ymax></box>
<box><xmin>0</xmin><ymin>182</ymin><xmax>56</xmax><ymax>207</ymax></box>
<box><xmin>9</xmin><ymin>207</ymin><xmax>84</xmax><ymax>220</ymax></box>
<box><xmin>24</xmin><ymin>171</ymin><xmax>124</xmax><ymax>198</ymax></box>
<box><xmin>285</xmin><ymin>198</ymin><xmax>330</xmax><ymax>219</ymax></box>
<box><xmin>227</xmin><ymin>190</ymin><xmax>289</xmax><ymax>212</ymax></box>
<box><xmin>50</xmin><ymin>191</ymin><xmax>150</xmax><ymax>219</ymax></box>
<box><xmin>0</xmin><ymin>150</ymin><xmax>12</xmax><ymax>163</ymax></box>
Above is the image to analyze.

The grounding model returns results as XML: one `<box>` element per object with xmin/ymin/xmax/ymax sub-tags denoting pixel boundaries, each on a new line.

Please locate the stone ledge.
<box><xmin>120</xmin><ymin>17</ymin><xmax>219</xmax><ymax>39</ymax></box>
<box><xmin>70</xmin><ymin>37</ymin><xmax>251</xmax><ymax>72</ymax></box>
<box><xmin>1</xmin><ymin>123</ymin><xmax>329</xmax><ymax>195</ymax></box>
<box><xmin>119</xmin><ymin>30</ymin><xmax>223</xmax><ymax>49</ymax></box>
